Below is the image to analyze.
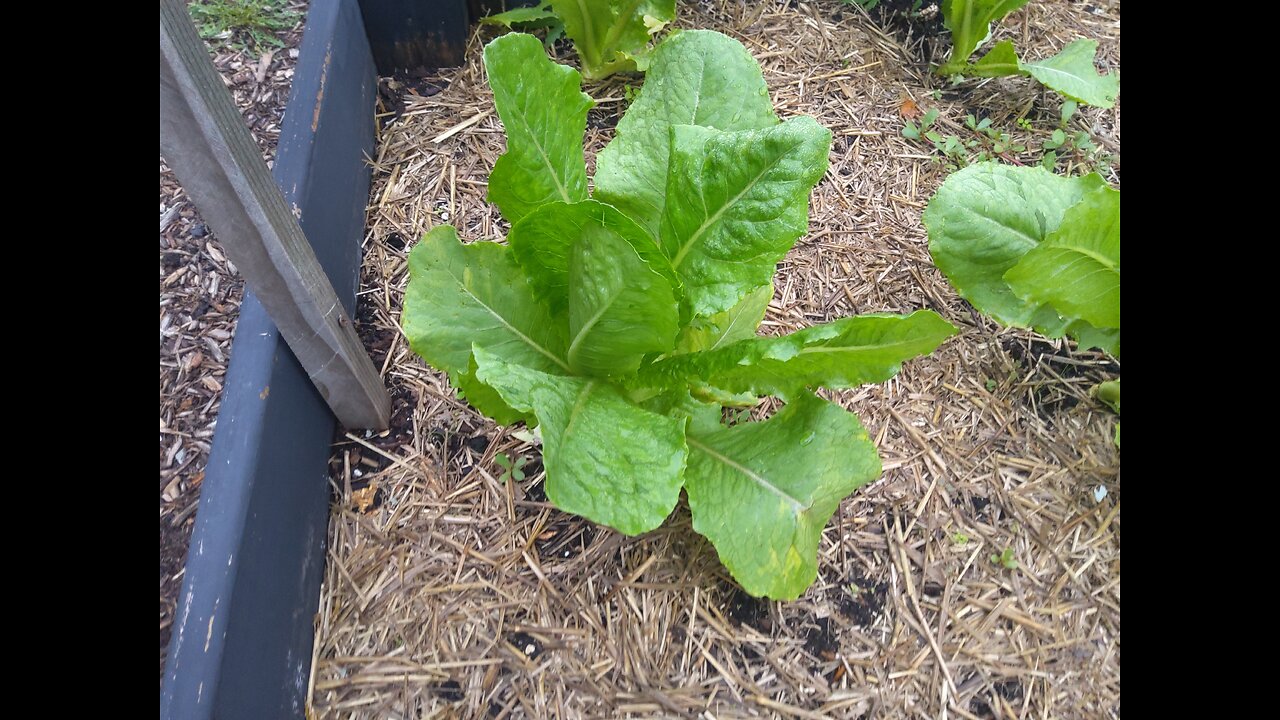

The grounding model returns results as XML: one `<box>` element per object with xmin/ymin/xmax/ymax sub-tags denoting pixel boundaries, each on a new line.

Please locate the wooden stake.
<box><xmin>159</xmin><ymin>0</ymin><xmax>389</xmax><ymax>429</ymax></box>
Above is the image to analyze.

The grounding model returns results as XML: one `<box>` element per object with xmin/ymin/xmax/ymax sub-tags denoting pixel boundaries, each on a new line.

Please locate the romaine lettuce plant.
<box><xmin>924</xmin><ymin>161</ymin><xmax>1119</xmax><ymax>442</ymax></box>
<box><xmin>403</xmin><ymin>31</ymin><xmax>957</xmax><ymax>599</ymax></box>
<box><xmin>482</xmin><ymin>0</ymin><xmax>675</xmax><ymax>80</ymax></box>
<box><xmin>937</xmin><ymin>1</ymin><xmax>1119</xmax><ymax>108</ymax></box>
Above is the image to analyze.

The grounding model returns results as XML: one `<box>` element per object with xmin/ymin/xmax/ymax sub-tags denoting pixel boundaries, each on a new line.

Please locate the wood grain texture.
<box><xmin>159</xmin><ymin>0</ymin><xmax>388</xmax><ymax>429</ymax></box>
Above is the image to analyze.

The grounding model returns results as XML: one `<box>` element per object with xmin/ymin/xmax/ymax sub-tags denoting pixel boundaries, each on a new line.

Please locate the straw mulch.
<box><xmin>311</xmin><ymin>1</ymin><xmax>1120</xmax><ymax>717</ymax></box>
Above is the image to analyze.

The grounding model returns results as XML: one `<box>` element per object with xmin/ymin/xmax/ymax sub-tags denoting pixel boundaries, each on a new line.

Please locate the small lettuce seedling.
<box><xmin>403</xmin><ymin>32</ymin><xmax>956</xmax><ymax>599</ymax></box>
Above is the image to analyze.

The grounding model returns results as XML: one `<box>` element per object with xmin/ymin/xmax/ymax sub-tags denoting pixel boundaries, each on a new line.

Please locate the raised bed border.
<box><xmin>160</xmin><ymin>2</ymin><xmax>519</xmax><ymax>717</ymax></box>
<box><xmin>160</xmin><ymin>1</ymin><xmax>376</xmax><ymax>717</ymax></box>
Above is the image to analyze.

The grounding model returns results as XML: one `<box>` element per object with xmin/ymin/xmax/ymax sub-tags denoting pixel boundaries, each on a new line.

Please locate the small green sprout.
<box><xmin>901</xmin><ymin>108</ymin><xmax>940</xmax><ymax>140</ymax></box>
<box><xmin>990</xmin><ymin>547</ymin><xmax>1018</xmax><ymax>570</ymax></box>
<box><xmin>495</xmin><ymin>453</ymin><xmax>528</xmax><ymax>483</ymax></box>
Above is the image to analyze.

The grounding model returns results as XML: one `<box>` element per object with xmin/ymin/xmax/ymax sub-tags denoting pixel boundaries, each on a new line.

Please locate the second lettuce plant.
<box><xmin>924</xmin><ymin>161</ymin><xmax>1120</xmax><ymax>443</ymax></box>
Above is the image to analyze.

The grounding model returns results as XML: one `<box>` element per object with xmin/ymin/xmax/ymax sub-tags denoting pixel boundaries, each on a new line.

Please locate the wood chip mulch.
<box><xmin>158</xmin><ymin>1</ymin><xmax>309</xmax><ymax>681</ymax></box>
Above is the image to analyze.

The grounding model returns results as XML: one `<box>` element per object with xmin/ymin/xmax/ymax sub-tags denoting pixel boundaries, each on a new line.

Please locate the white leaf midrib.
<box><xmin>688</xmin><ymin>436</ymin><xmax>806</xmax><ymax>510</ymax></box>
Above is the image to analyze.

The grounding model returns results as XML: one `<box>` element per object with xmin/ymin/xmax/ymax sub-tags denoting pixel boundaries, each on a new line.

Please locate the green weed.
<box><xmin>495</xmin><ymin>453</ymin><xmax>529</xmax><ymax>483</ymax></box>
<box><xmin>188</xmin><ymin>0</ymin><xmax>301</xmax><ymax>53</ymax></box>
<box><xmin>990</xmin><ymin>547</ymin><xmax>1018</xmax><ymax>571</ymax></box>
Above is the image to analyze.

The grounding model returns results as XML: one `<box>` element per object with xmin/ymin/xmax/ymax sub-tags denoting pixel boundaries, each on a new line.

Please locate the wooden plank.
<box><xmin>159</xmin><ymin>1</ymin><xmax>379</xmax><ymax>718</ymax></box>
<box><xmin>159</xmin><ymin>0</ymin><xmax>389</xmax><ymax>430</ymax></box>
<box><xmin>357</xmin><ymin>0</ymin><xmax>469</xmax><ymax>74</ymax></box>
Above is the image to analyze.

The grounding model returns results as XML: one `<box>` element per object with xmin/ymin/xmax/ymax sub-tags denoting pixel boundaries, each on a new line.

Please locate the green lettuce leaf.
<box><xmin>507</xmin><ymin>199</ymin><xmax>680</xmax><ymax>376</ymax></box>
<box><xmin>946</xmin><ymin>36</ymin><xmax>1118</xmax><ymax>108</ymax></box>
<box><xmin>480</xmin><ymin>1</ymin><xmax>565</xmax><ymax>48</ymax></box>
<box><xmin>938</xmin><ymin>0</ymin><xmax>1032</xmax><ymax>71</ymax></box>
<box><xmin>968</xmin><ymin>40</ymin><xmax>1022</xmax><ymax>77</ymax></box>
<box><xmin>479</xmin><ymin>1</ymin><xmax>556</xmax><ymax>27</ymax></box>
<box><xmin>1068</xmin><ymin>322</ymin><xmax>1120</xmax><ymax>358</ymax></box>
<box><xmin>566</xmin><ymin>221</ymin><xmax>679</xmax><ymax>376</ymax></box>
<box><xmin>594</xmin><ymin>30</ymin><xmax>780</xmax><ymax>236</ymax></box>
<box><xmin>473</xmin><ymin>347</ymin><xmax>687</xmax><ymax>535</ymax></box>
<box><xmin>660</xmin><ymin>118</ymin><xmax>832</xmax><ymax>317</ymax></box>
<box><xmin>451</xmin><ymin>355</ymin><xmax>527</xmax><ymax>426</ymax></box>
<box><xmin>966</xmin><ymin>38</ymin><xmax>1119</xmax><ymax>108</ymax></box>
<box><xmin>508</xmin><ymin>200</ymin><xmax>679</xmax><ymax>315</ymax></box>
<box><xmin>403</xmin><ymin>225</ymin><xmax>570</xmax><ymax>376</ymax></box>
<box><xmin>484</xmin><ymin>33</ymin><xmax>593</xmax><ymax>224</ymax></box>
<box><xmin>925</xmin><ymin>164</ymin><xmax>1096</xmax><ymax>316</ymax></box>
<box><xmin>641</xmin><ymin>311</ymin><xmax>956</xmax><ymax>397</ymax></box>
<box><xmin>674</xmin><ymin>283</ymin><xmax>772</xmax><ymax>354</ymax></box>
<box><xmin>685</xmin><ymin>392</ymin><xmax>881</xmax><ymax>599</ymax></box>
<box><xmin>938</xmin><ymin>0</ymin><xmax>1031</xmax><ymax>71</ymax></box>
<box><xmin>924</xmin><ymin>162</ymin><xmax>1118</xmax><ymax>356</ymax></box>
<box><xmin>1021</xmin><ymin>39</ymin><xmax>1119</xmax><ymax>109</ymax></box>
<box><xmin>1004</xmin><ymin>186</ymin><xmax>1120</xmax><ymax>329</ymax></box>
<box><xmin>641</xmin><ymin>389</ymin><xmax>723</xmax><ymax>435</ymax></box>
<box><xmin>1094</xmin><ymin>378</ymin><xmax>1120</xmax><ymax>447</ymax></box>
<box><xmin>555</xmin><ymin>0</ymin><xmax>675</xmax><ymax>80</ymax></box>
<box><xmin>1095</xmin><ymin>379</ymin><xmax>1119</xmax><ymax>414</ymax></box>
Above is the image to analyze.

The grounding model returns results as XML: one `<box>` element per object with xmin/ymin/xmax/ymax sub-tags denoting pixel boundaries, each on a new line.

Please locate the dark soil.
<box><xmin>847</xmin><ymin>0</ymin><xmax>948</xmax><ymax>60</ymax></box>
<box><xmin>837</xmin><ymin>575</ymin><xmax>888</xmax><ymax>627</ymax></box>
<box><xmin>724</xmin><ymin>586</ymin><xmax>773</xmax><ymax>632</ymax></box>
